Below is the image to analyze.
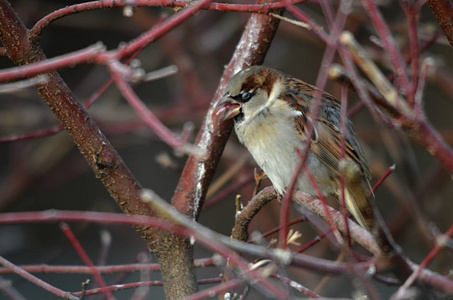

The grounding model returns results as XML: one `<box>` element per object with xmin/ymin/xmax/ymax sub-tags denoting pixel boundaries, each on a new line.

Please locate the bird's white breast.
<box><xmin>235</xmin><ymin>100</ymin><xmax>335</xmax><ymax>196</ymax></box>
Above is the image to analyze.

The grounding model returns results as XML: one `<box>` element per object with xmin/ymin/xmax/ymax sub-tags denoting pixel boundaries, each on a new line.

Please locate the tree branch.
<box><xmin>0</xmin><ymin>0</ymin><xmax>202</xmax><ymax>298</ymax></box>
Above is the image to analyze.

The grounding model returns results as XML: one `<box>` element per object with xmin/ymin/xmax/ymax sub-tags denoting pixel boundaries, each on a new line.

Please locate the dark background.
<box><xmin>1</xmin><ymin>0</ymin><xmax>452</xmax><ymax>299</ymax></box>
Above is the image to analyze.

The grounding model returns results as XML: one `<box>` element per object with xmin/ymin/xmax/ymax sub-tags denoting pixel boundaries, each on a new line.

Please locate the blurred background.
<box><xmin>0</xmin><ymin>0</ymin><xmax>452</xmax><ymax>298</ymax></box>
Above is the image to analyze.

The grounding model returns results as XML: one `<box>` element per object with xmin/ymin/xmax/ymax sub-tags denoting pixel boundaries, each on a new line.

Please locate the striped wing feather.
<box><xmin>281</xmin><ymin>78</ymin><xmax>373</xmax><ymax>229</ymax></box>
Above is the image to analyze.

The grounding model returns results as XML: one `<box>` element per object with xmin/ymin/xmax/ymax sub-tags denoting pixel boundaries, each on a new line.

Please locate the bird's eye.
<box><xmin>241</xmin><ymin>91</ymin><xmax>252</xmax><ymax>102</ymax></box>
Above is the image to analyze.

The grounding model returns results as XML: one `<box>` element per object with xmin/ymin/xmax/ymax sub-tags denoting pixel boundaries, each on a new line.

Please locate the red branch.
<box><xmin>30</xmin><ymin>0</ymin><xmax>306</xmax><ymax>38</ymax></box>
<box><xmin>0</xmin><ymin>209</ymin><xmax>375</xmax><ymax>274</ymax></box>
<box><xmin>183</xmin><ymin>279</ymin><xmax>243</xmax><ymax>300</ymax></box>
<box><xmin>0</xmin><ymin>258</ymin><xmax>215</xmax><ymax>275</ymax></box>
<box><xmin>109</xmin><ymin>60</ymin><xmax>192</xmax><ymax>152</ymax></box>
<box><xmin>0</xmin><ymin>206</ymin><xmax>451</xmax><ymax>294</ymax></box>
<box><xmin>0</xmin><ymin>44</ymin><xmax>105</xmax><ymax>82</ymax></box>
<box><xmin>0</xmin><ymin>256</ymin><xmax>78</xmax><ymax>300</ymax></box>
<box><xmin>397</xmin><ymin>224</ymin><xmax>453</xmax><ymax>294</ymax></box>
<box><xmin>72</xmin><ymin>278</ymin><xmax>223</xmax><ymax>297</ymax></box>
<box><xmin>278</xmin><ymin>2</ymin><xmax>349</xmax><ymax>249</ymax></box>
<box><xmin>60</xmin><ymin>223</ymin><xmax>114</xmax><ymax>299</ymax></box>
<box><xmin>362</xmin><ymin>0</ymin><xmax>411</xmax><ymax>94</ymax></box>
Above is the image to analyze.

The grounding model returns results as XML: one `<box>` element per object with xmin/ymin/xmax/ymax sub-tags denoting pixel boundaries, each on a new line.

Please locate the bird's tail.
<box><xmin>341</xmin><ymin>162</ymin><xmax>399</xmax><ymax>257</ymax></box>
<box><xmin>344</xmin><ymin>187</ymin><xmax>375</xmax><ymax>230</ymax></box>
<box><xmin>340</xmin><ymin>161</ymin><xmax>376</xmax><ymax>230</ymax></box>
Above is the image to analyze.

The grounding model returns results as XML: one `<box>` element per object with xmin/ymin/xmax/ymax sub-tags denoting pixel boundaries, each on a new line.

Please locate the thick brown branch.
<box><xmin>0</xmin><ymin>0</ymin><xmax>191</xmax><ymax>298</ymax></box>
<box><xmin>231</xmin><ymin>190</ymin><xmax>276</xmax><ymax>242</ymax></box>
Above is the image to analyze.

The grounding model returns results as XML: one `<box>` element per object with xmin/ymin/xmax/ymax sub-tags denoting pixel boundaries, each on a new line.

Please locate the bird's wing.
<box><xmin>281</xmin><ymin>78</ymin><xmax>374</xmax><ymax>229</ymax></box>
<box><xmin>283</xmin><ymin>77</ymin><xmax>371</xmax><ymax>181</ymax></box>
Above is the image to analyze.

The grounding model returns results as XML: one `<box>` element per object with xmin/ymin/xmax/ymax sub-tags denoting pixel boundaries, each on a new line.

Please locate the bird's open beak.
<box><xmin>215</xmin><ymin>96</ymin><xmax>242</xmax><ymax>121</ymax></box>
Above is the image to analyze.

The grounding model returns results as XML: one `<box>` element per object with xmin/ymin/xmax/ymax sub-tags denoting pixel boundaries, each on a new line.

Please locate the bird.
<box><xmin>216</xmin><ymin>65</ymin><xmax>375</xmax><ymax>230</ymax></box>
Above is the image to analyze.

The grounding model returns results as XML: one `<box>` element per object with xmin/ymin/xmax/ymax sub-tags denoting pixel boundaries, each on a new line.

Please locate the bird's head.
<box><xmin>215</xmin><ymin>66</ymin><xmax>283</xmax><ymax>123</ymax></box>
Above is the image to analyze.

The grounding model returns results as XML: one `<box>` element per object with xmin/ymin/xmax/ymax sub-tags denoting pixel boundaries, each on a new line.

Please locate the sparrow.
<box><xmin>216</xmin><ymin>66</ymin><xmax>375</xmax><ymax>230</ymax></box>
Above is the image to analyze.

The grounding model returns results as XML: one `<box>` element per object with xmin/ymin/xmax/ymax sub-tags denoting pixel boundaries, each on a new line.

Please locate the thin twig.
<box><xmin>0</xmin><ymin>256</ymin><xmax>78</xmax><ymax>300</ymax></box>
<box><xmin>60</xmin><ymin>223</ymin><xmax>115</xmax><ymax>299</ymax></box>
